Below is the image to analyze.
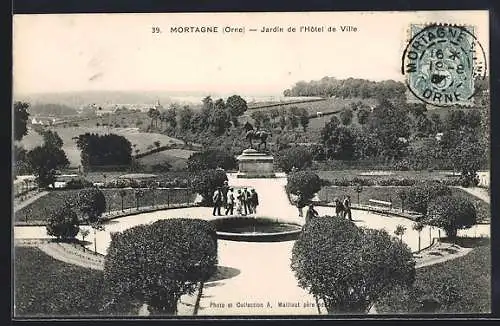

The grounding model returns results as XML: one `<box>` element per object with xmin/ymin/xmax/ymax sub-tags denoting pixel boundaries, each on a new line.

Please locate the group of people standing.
<box><xmin>212</xmin><ymin>181</ymin><xmax>260</xmax><ymax>216</ymax></box>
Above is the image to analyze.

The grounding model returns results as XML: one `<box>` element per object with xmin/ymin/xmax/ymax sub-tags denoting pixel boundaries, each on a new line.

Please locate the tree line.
<box><xmin>283</xmin><ymin>77</ymin><xmax>407</xmax><ymax>99</ymax></box>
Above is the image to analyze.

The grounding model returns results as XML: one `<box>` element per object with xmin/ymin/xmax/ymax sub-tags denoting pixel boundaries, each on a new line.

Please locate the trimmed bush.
<box><xmin>65</xmin><ymin>178</ymin><xmax>94</xmax><ymax>189</ymax></box>
<box><xmin>291</xmin><ymin>216</ymin><xmax>415</xmax><ymax>314</ymax></box>
<box><xmin>424</xmin><ymin>195</ymin><xmax>477</xmax><ymax>239</ymax></box>
<box><xmin>399</xmin><ymin>181</ymin><xmax>452</xmax><ymax>215</ymax></box>
<box><xmin>287</xmin><ymin>171</ymin><xmax>322</xmax><ymax>201</ymax></box>
<box><xmin>191</xmin><ymin>169</ymin><xmax>228</xmax><ymax>206</ymax></box>
<box><xmin>275</xmin><ymin>146</ymin><xmax>313</xmax><ymax>173</ymax></box>
<box><xmin>103</xmin><ymin>218</ymin><xmax>217</xmax><ymax>315</ymax></box>
<box><xmin>46</xmin><ymin>205</ymin><xmax>80</xmax><ymax>240</ymax></box>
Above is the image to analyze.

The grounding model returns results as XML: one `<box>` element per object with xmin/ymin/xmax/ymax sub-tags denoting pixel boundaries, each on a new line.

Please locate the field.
<box><xmin>15</xmin><ymin>188</ymin><xmax>196</xmax><ymax>223</ymax></box>
<box><xmin>377</xmin><ymin>241</ymin><xmax>491</xmax><ymax>313</ymax></box>
<box><xmin>318</xmin><ymin>186</ymin><xmax>490</xmax><ymax>222</ymax></box>
<box><xmin>19</xmin><ymin>126</ymin><xmax>186</xmax><ymax>167</ymax></box>
<box><xmin>138</xmin><ymin>149</ymin><xmax>197</xmax><ymax>171</ymax></box>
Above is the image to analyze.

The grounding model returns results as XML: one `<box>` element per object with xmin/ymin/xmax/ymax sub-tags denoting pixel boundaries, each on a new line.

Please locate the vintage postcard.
<box><xmin>12</xmin><ymin>11</ymin><xmax>490</xmax><ymax>318</ymax></box>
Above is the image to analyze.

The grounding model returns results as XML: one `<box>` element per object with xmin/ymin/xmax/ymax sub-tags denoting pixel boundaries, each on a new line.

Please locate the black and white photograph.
<box><xmin>12</xmin><ymin>11</ymin><xmax>491</xmax><ymax>317</ymax></box>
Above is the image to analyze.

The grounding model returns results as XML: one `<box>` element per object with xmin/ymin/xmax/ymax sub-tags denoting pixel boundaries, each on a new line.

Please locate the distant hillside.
<box><xmin>28</xmin><ymin>103</ymin><xmax>78</xmax><ymax>116</ymax></box>
<box><xmin>14</xmin><ymin>91</ymin><xmax>180</xmax><ymax>108</ymax></box>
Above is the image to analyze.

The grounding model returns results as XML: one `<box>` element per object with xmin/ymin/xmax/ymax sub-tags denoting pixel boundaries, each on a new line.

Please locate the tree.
<box><xmin>291</xmin><ymin>216</ymin><xmax>415</xmax><ymax>314</ymax></box>
<box><xmin>134</xmin><ymin>189</ymin><xmax>145</xmax><ymax>209</ymax></box>
<box><xmin>275</xmin><ymin>146</ymin><xmax>313</xmax><ymax>173</ymax></box>
<box><xmin>430</xmin><ymin>113</ymin><xmax>443</xmax><ymax>134</ymax></box>
<box><xmin>77</xmin><ymin>187</ymin><xmax>106</xmax><ymax>223</ymax></box>
<box><xmin>321</xmin><ymin>124</ymin><xmax>356</xmax><ymax>160</ymax></box>
<box><xmin>394</xmin><ymin>225</ymin><xmax>407</xmax><ymax>242</ymax></box>
<box><xmin>356</xmin><ymin>108</ymin><xmax>370</xmax><ymax>125</ymax></box>
<box><xmin>412</xmin><ymin>222</ymin><xmax>424</xmax><ymax>252</ymax></box>
<box><xmin>366</xmin><ymin>99</ymin><xmax>411</xmax><ymax>159</ymax></box>
<box><xmin>76</xmin><ymin>133</ymin><xmax>132</xmax><ymax>169</ymax></box>
<box><xmin>80</xmin><ymin>228</ymin><xmax>90</xmax><ymax>242</ymax></box>
<box><xmin>179</xmin><ymin>106</ymin><xmax>194</xmax><ymax>131</ymax></box>
<box><xmin>187</xmin><ymin>149</ymin><xmax>237</xmax><ymax>172</ymax></box>
<box><xmin>299</xmin><ymin>109</ymin><xmax>310</xmax><ymax>131</ymax></box>
<box><xmin>339</xmin><ymin>108</ymin><xmax>353</xmax><ymax>126</ymax></box>
<box><xmin>424</xmin><ymin>195</ymin><xmax>477</xmax><ymax>240</ymax></box>
<box><xmin>14</xmin><ymin>101</ymin><xmax>30</xmax><ymax>141</ymax></box>
<box><xmin>209</xmin><ymin>99</ymin><xmax>230</xmax><ymax>135</ymax></box>
<box><xmin>398</xmin><ymin>182</ymin><xmax>451</xmax><ymax>215</ymax></box>
<box><xmin>287</xmin><ymin>113</ymin><xmax>299</xmax><ymax>130</ymax></box>
<box><xmin>46</xmin><ymin>204</ymin><xmax>80</xmax><ymax>240</ymax></box>
<box><xmin>286</xmin><ymin>171</ymin><xmax>321</xmax><ymax>202</ymax></box>
<box><xmin>226</xmin><ymin>95</ymin><xmax>248</xmax><ymax>125</ymax></box>
<box><xmin>165</xmin><ymin>107</ymin><xmax>178</xmax><ymax>129</ymax></box>
<box><xmin>27</xmin><ymin>144</ymin><xmax>69</xmax><ymax>188</ymax></box>
<box><xmin>104</xmin><ymin>218</ymin><xmax>217</xmax><ymax>315</ymax></box>
<box><xmin>154</xmin><ymin>141</ymin><xmax>161</xmax><ymax>149</ymax></box>
<box><xmin>191</xmin><ymin>169</ymin><xmax>228</xmax><ymax>206</ymax></box>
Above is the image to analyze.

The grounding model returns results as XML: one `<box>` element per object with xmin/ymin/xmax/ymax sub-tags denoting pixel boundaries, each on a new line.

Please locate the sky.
<box><xmin>13</xmin><ymin>11</ymin><xmax>489</xmax><ymax>96</ymax></box>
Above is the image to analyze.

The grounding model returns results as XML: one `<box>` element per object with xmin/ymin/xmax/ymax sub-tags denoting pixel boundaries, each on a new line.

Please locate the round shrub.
<box><xmin>46</xmin><ymin>205</ymin><xmax>80</xmax><ymax>240</ymax></box>
<box><xmin>291</xmin><ymin>216</ymin><xmax>415</xmax><ymax>314</ymax></box>
<box><xmin>398</xmin><ymin>181</ymin><xmax>452</xmax><ymax>215</ymax></box>
<box><xmin>424</xmin><ymin>195</ymin><xmax>477</xmax><ymax>239</ymax></box>
<box><xmin>275</xmin><ymin>146</ymin><xmax>313</xmax><ymax>173</ymax></box>
<box><xmin>287</xmin><ymin>171</ymin><xmax>321</xmax><ymax>201</ymax></box>
<box><xmin>191</xmin><ymin>169</ymin><xmax>228</xmax><ymax>206</ymax></box>
<box><xmin>103</xmin><ymin>218</ymin><xmax>217</xmax><ymax>315</ymax></box>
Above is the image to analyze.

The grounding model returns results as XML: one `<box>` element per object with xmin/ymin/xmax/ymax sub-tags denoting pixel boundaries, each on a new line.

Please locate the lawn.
<box><xmin>376</xmin><ymin>241</ymin><xmax>491</xmax><ymax>314</ymax></box>
<box><xmin>318</xmin><ymin>186</ymin><xmax>490</xmax><ymax>222</ymax></box>
<box><xmin>14</xmin><ymin>188</ymin><xmax>197</xmax><ymax>223</ymax></box>
<box><xmin>14</xmin><ymin>246</ymin><xmax>140</xmax><ymax>316</ymax></box>
<box><xmin>138</xmin><ymin>149</ymin><xmax>197</xmax><ymax>171</ymax></box>
<box><xmin>19</xmin><ymin>126</ymin><xmax>185</xmax><ymax>167</ymax></box>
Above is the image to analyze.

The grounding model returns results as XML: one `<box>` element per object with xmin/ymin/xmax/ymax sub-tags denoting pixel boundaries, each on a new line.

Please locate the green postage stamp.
<box><xmin>402</xmin><ymin>24</ymin><xmax>487</xmax><ymax>106</ymax></box>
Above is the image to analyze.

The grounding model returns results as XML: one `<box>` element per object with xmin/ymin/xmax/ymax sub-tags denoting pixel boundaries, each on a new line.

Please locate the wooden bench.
<box><xmin>368</xmin><ymin>199</ymin><xmax>392</xmax><ymax>215</ymax></box>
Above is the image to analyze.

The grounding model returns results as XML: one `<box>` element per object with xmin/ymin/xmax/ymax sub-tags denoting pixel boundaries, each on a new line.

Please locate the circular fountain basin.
<box><xmin>211</xmin><ymin>216</ymin><xmax>302</xmax><ymax>242</ymax></box>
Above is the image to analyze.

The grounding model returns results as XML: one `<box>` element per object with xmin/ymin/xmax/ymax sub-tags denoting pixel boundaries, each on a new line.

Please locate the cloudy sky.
<box><xmin>13</xmin><ymin>11</ymin><xmax>489</xmax><ymax>96</ymax></box>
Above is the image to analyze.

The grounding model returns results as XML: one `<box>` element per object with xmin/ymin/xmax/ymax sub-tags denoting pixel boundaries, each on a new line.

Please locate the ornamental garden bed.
<box><xmin>14</xmin><ymin>188</ymin><xmax>196</xmax><ymax>223</ymax></box>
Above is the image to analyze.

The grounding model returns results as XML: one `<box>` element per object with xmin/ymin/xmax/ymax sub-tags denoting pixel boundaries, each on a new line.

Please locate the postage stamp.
<box><xmin>402</xmin><ymin>24</ymin><xmax>487</xmax><ymax>106</ymax></box>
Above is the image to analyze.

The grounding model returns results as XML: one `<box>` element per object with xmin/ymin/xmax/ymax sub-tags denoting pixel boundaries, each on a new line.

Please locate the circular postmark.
<box><xmin>401</xmin><ymin>24</ymin><xmax>487</xmax><ymax>107</ymax></box>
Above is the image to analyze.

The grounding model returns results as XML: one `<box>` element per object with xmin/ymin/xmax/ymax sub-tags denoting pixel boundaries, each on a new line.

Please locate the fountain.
<box><xmin>211</xmin><ymin>216</ymin><xmax>302</xmax><ymax>242</ymax></box>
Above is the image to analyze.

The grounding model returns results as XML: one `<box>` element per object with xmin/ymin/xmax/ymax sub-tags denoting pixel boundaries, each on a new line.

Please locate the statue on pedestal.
<box><xmin>243</xmin><ymin>122</ymin><xmax>272</xmax><ymax>152</ymax></box>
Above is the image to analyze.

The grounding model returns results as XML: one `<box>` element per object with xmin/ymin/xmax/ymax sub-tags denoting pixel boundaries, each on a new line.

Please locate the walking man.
<box><xmin>236</xmin><ymin>189</ymin><xmax>243</xmax><ymax>215</ymax></box>
<box><xmin>225</xmin><ymin>188</ymin><xmax>235</xmax><ymax>215</ymax></box>
<box><xmin>242</xmin><ymin>188</ymin><xmax>251</xmax><ymax>215</ymax></box>
<box><xmin>212</xmin><ymin>187</ymin><xmax>222</xmax><ymax>216</ymax></box>
<box><xmin>343</xmin><ymin>195</ymin><xmax>352</xmax><ymax>221</ymax></box>
<box><xmin>334</xmin><ymin>197</ymin><xmax>344</xmax><ymax>218</ymax></box>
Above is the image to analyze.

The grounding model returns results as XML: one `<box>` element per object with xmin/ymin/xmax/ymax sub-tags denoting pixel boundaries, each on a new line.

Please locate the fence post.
<box><xmin>167</xmin><ymin>189</ymin><xmax>170</xmax><ymax>207</ymax></box>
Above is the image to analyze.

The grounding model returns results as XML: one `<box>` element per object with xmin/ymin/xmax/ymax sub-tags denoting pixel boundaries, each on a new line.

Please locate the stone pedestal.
<box><xmin>236</xmin><ymin>149</ymin><xmax>275</xmax><ymax>178</ymax></box>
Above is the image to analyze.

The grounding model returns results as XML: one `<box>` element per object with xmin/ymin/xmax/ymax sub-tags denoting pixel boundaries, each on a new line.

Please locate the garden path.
<box><xmin>456</xmin><ymin>186</ymin><xmax>490</xmax><ymax>204</ymax></box>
